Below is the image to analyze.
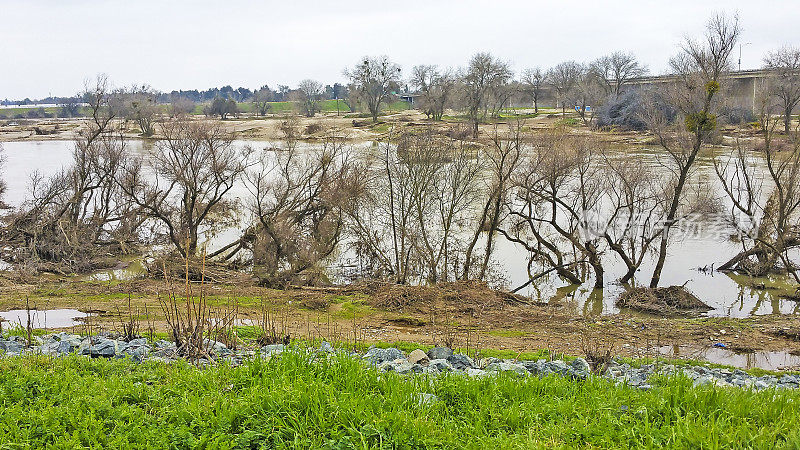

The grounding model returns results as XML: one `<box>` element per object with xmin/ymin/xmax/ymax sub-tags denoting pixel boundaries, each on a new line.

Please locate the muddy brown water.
<box><xmin>2</xmin><ymin>140</ymin><xmax>799</xmax><ymax>319</ymax></box>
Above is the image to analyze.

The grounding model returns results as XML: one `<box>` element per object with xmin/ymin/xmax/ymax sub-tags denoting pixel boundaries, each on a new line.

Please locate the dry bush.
<box><xmin>158</xmin><ymin>256</ymin><xmax>243</xmax><ymax>363</ymax></box>
<box><xmin>116</xmin><ymin>295</ymin><xmax>142</xmax><ymax>341</ymax></box>
<box><xmin>254</xmin><ymin>298</ymin><xmax>291</xmax><ymax>346</ymax></box>
<box><xmin>579</xmin><ymin>328</ymin><xmax>617</xmax><ymax>373</ymax></box>
<box><xmin>371</xmin><ymin>280</ymin><xmax>526</xmax><ymax>315</ymax></box>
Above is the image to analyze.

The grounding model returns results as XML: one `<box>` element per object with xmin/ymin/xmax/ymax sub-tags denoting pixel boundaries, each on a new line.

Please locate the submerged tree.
<box><xmin>347</xmin><ymin>129</ymin><xmax>484</xmax><ymax>284</ymax></box>
<box><xmin>461</xmin><ymin>124</ymin><xmax>523</xmax><ymax>281</ymax></box>
<box><xmin>499</xmin><ymin>129</ymin><xmax>606</xmax><ymax>288</ymax></box>
<box><xmin>118</xmin><ymin>120</ymin><xmax>250</xmax><ymax>258</ymax></box>
<box><xmin>2</xmin><ymin>76</ymin><xmax>143</xmax><ymax>271</ymax></box>
<box><xmin>715</xmin><ymin>116</ymin><xmax>800</xmax><ymax>280</ymax></box>
<box><xmin>643</xmin><ymin>13</ymin><xmax>740</xmax><ymax>288</ymax></box>
<box><xmin>233</xmin><ymin>131</ymin><xmax>364</xmax><ymax>287</ymax></box>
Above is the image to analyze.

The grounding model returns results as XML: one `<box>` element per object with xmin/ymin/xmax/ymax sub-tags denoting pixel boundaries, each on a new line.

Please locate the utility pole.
<box><xmin>738</xmin><ymin>42</ymin><xmax>752</xmax><ymax>71</ymax></box>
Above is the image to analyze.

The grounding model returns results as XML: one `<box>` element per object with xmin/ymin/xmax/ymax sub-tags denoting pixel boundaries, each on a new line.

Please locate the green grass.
<box><xmin>0</xmin><ymin>353</ymin><xmax>799</xmax><ymax>448</ymax></box>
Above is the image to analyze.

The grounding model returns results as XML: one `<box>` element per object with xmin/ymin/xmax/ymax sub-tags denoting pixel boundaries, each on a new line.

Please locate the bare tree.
<box><xmin>499</xmin><ymin>129</ymin><xmax>606</xmax><ymax>288</ymax></box>
<box><xmin>252</xmin><ymin>86</ymin><xmax>274</xmax><ymax>117</ymax></box>
<box><xmin>521</xmin><ymin>67</ymin><xmax>545</xmax><ymax>113</ymax></box>
<box><xmin>644</xmin><ymin>13</ymin><xmax>740</xmax><ymax>287</ymax></box>
<box><xmin>547</xmin><ymin>61</ymin><xmax>584</xmax><ymax>114</ymax></box>
<box><xmin>346</xmin><ymin>129</ymin><xmax>483</xmax><ymax>284</ymax></box>
<box><xmin>715</xmin><ymin>115</ymin><xmax>800</xmax><ymax>281</ymax></box>
<box><xmin>763</xmin><ymin>46</ymin><xmax>800</xmax><ymax>134</ymax></box>
<box><xmin>411</xmin><ymin>65</ymin><xmax>456</xmax><ymax>121</ymax></box>
<box><xmin>2</xmin><ymin>76</ymin><xmax>143</xmax><ymax>271</ymax></box>
<box><xmin>462</xmin><ymin>52</ymin><xmax>513</xmax><ymax>137</ymax></box>
<box><xmin>590</xmin><ymin>52</ymin><xmax>648</xmax><ymax>98</ymax></box>
<box><xmin>168</xmin><ymin>95</ymin><xmax>196</xmax><ymax>118</ymax></box>
<box><xmin>573</xmin><ymin>72</ymin><xmax>606</xmax><ymax>127</ymax></box>
<box><xmin>294</xmin><ymin>79</ymin><xmax>324</xmax><ymax>117</ymax></box>
<box><xmin>118</xmin><ymin>120</ymin><xmax>251</xmax><ymax>257</ymax></box>
<box><xmin>234</xmin><ymin>133</ymin><xmax>364</xmax><ymax>286</ymax></box>
<box><xmin>600</xmin><ymin>150</ymin><xmax>666</xmax><ymax>283</ymax></box>
<box><xmin>461</xmin><ymin>124</ymin><xmax>523</xmax><ymax>280</ymax></box>
<box><xmin>120</xmin><ymin>85</ymin><xmax>160</xmax><ymax>136</ymax></box>
<box><xmin>345</xmin><ymin>56</ymin><xmax>401</xmax><ymax>122</ymax></box>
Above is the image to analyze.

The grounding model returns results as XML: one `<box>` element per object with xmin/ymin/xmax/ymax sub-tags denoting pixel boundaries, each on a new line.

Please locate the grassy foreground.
<box><xmin>0</xmin><ymin>354</ymin><xmax>798</xmax><ymax>449</ymax></box>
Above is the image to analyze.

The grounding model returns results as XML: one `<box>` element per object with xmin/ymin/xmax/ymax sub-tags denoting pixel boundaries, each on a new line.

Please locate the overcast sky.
<box><xmin>2</xmin><ymin>0</ymin><xmax>799</xmax><ymax>100</ymax></box>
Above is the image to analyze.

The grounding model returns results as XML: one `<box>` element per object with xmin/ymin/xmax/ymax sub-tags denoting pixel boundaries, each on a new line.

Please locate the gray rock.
<box><xmin>89</xmin><ymin>338</ymin><xmax>117</xmax><ymax>358</ymax></box>
<box><xmin>209</xmin><ymin>340</ymin><xmax>231</xmax><ymax>356</ymax></box>
<box><xmin>128</xmin><ymin>338</ymin><xmax>148</xmax><ymax>347</ymax></box>
<box><xmin>486</xmin><ymin>362</ymin><xmax>528</xmax><ymax>376</ymax></box>
<box><xmin>0</xmin><ymin>340</ymin><xmax>24</xmax><ymax>354</ymax></box>
<box><xmin>57</xmin><ymin>339</ymin><xmax>78</xmax><ymax>355</ymax></box>
<box><xmin>570</xmin><ymin>358</ymin><xmax>590</xmax><ymax>373</ymax></box>
<box><xmin>408</xmin><ymin>349</ymin><xmax>429</xmax><ymax>365</ymax></box>
<box><xmin>387</xmin><ymin>361</ymin><xmax>422</xmax><ymax>375</ymax></box>
<box><xmin>123</xmin><ymin>346</ymin><xmax>149</xmax><ymax>362</ymax></box>
<box><xmin>428</xmin><ymin>358</ymin><xmax>453</xmax><ymax>372</ymax></box>
<box><xmin>521</xmin><ymin>359</ymin><xmax>546</xmax><ymax>374</ymax></box>
<box><xmin>363</xmin><ymin>347</ymin><xmax>404</xmax><ymax>364</ymax></box>
<box><xmin>447</xmin><ymin>353</ymin><xmax>475</xmax><ymax>370</ymax></box>
<box><xmin>544</xmin><ymin>360</ymin><xmax>570</xmax><ymax>376</ymax></box>
<box><xmin>693</xmin><ymin>376</ymin><xmax>714</xmax><ymax>387</ymax></box>
<box><xmin>154</xmin><ymin>340</ymin><xmax>175</xmax><ymax>350</ymax></box>
<box><xmin>427</xmin><ymin>347</ymin><xmax>453</xmax><ymax>360</ymax></box>
<box><xmin>319</xmin><ymin>341</ymin><xmax>334</xmax><ymax>353</ymax></box>
<box><xmin>479</xmin><ymin>357</ymin><xmax>501</xmax><ymax>369</ymax></box>
<box><xmin>754</xmin><ymin>380</ymin><xmax>770</xmax><ymax>389</ymax></box>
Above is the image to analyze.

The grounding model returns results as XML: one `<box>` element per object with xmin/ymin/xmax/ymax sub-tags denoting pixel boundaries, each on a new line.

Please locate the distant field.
<box><xmin>0</xmin><ymin>99</ymin><xmax>410</xmax><ymax>119</ymax></box>
<box><xmin>0</xmin><ymin>106</ymin><xmax>91</xmax><ymax>118</ymax></box>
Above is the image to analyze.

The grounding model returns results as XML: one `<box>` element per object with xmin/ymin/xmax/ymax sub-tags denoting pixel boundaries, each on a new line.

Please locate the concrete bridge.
<box><xmin>627</xmin><ymin>69</ymin><xmax>772</xmax><ymax>113</ymax></box>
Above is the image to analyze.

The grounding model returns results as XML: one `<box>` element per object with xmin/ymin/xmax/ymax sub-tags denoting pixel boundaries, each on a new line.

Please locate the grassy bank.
<box><xmin>0</xmin><ymin>354</ymin><xmax>798</xmax><ymax>448</ymax></box>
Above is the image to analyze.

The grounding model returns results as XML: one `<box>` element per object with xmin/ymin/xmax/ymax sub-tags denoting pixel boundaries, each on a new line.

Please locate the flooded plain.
<box><xmin>1</xmin><ymin>139</ymin><xmax>798</xmax><ymax>319</ymax></box>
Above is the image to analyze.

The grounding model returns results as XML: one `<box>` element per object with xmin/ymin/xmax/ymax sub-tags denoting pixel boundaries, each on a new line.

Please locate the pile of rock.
<box><xmin>1</xmin><ymin>333</ymin><xmax>798</xmax><ymax>390</ymax></box>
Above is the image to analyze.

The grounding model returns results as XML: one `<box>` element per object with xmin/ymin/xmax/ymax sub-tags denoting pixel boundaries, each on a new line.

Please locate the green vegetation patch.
<box><xmin>0</xmin><ymin>355</ymin><xmax>799</xmax><ymax>448</ymax></box>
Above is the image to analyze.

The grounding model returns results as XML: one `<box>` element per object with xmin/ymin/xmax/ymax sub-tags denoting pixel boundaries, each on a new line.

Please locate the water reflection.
<box><xmin>0</xmin><ymin>309</ymin><xmax>89</xmax><ymax>329</ymax></box>
<box><xmin>1</xmin><ymin>140</ymin><xmax>798</xmax><ymax>318</ymax></box>
<box><xmin>657</xmin><ymin>345</ymin><xmax>800</xmax><ymax>371</ymax></box>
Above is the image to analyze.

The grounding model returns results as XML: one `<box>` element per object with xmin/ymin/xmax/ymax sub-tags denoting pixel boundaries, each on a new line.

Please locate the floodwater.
<box><xmin>656</xmin><ymin>345</ymin><xmax>800</xmax><ymax>371</ymax></box>
<box><xmin>1</xmin><ymin>139</ymin><xmax>799</xmax><ymax>319</ymax></box>
<box><xmin>0</xmin><ymin>308</ymin><xmax>89</xmax><ymax>329</ymax></box>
